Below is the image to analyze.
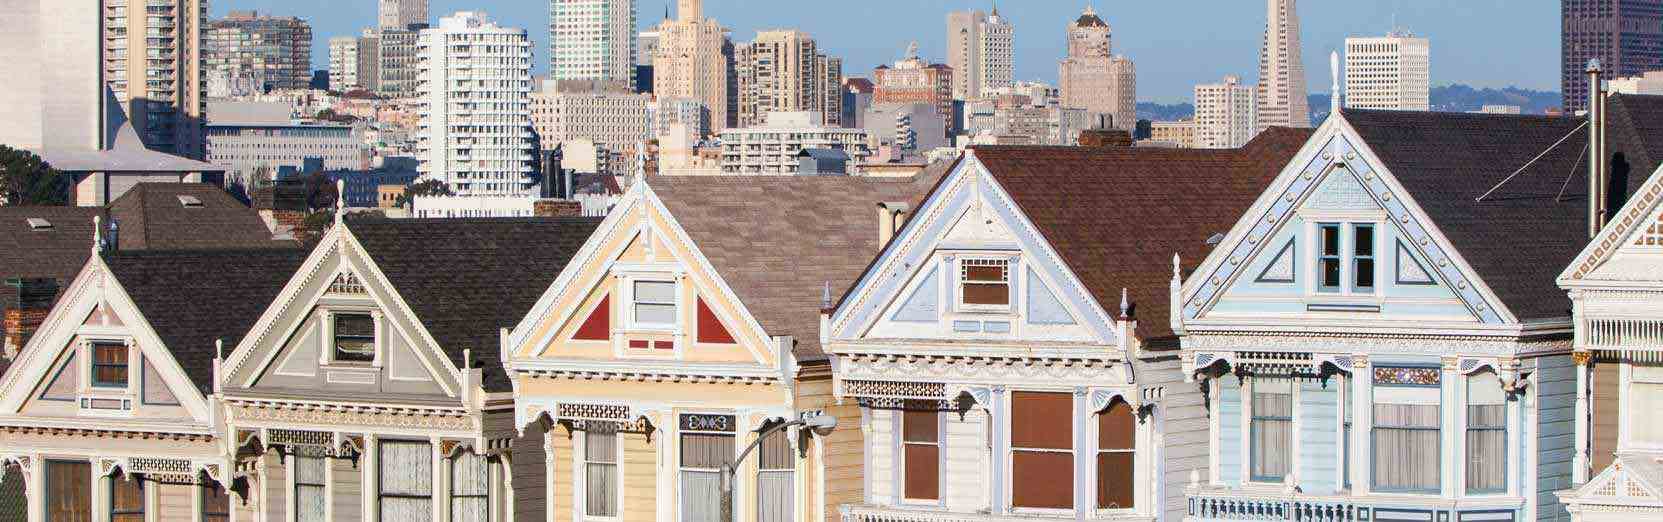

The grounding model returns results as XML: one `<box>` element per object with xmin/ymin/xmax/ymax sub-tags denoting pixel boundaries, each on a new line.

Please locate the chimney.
<box><xmin>876</xmin><ymin>202</ymin><xmax>910</xmax><ymax>246</ymax></box>
<box><xmin>533</xmin><ymin>199</ymin><xmax>584</xmax><ymax>217</ymax></box>
<box><xmin>1588</xmin><ymin>59</ymin><xmax>1606</xmax><ymax>238</ymax></box>
<box><xmin>3</xmin><ymin>278</ymin><xmax>59</xmax><ymax>359</ymax></box>
<box><xmin>1079</xmin><ymin>129</ymin><xmax>1133</xmax><ymax>148</ymax></box>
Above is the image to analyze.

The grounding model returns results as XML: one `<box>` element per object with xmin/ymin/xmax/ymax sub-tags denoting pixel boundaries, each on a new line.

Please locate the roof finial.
<box><xmin>1119</xmin><ymin>288</ymin><xmax>1129</xmax><ymax>319</ymax></box>
<box><xmin>92</xmin><ymin>215</ymin><xmax>103</xmax><ymax>254</ymax></box>
<box><xmin>334</xmin><ymin>179</ymin><xmax>346</xmax><ymax>226</ymax></box>
<box><xmin>1171</xmin><ymin>253</ymin><xmax>1181</xmax><ymax>281</ymax></box>
<box><xmin>1330</xmin><ymin>50</ymin><xmax>1341</xmax><ymax>113</ymax></box>
<box><xmin>821</xmin><ymin>281</ymin><xmax>833</xmax><ymax>310</ymax></box>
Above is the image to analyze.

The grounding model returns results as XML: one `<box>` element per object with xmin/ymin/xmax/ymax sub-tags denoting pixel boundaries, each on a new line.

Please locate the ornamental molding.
<box><xmin>1569</xmin><ymin>177</ymin><xmax>1663</xmax><ymax>280</ymax></box>
<box><xmin>226</xmin><ymin>400</ymin><xmax>475</xmax><ymax>432</ymax></box>
<box><xmin>224</xmin><ymin>241</ymin><xmax>340</xmax><ymax>380</ymax></box>
<box><xmin>517</xmin><ymin>400</ymin><xmax>659</xmax><ymax>435</ymax></box>
<box><xmin>1181</xmin><ymin>332</ymin><xmax>1569</xmax><ymax>358</ymax></box>
<box><xmin>0</xmin><ymin>424</ymin><xmax>215</xmax><ymax>441</ymax></box>
<box><xmin>833</xmin><ymin>353</ymin><xmax>1128</xmax><ymax>388</ymax></box>
<box><xmin>514</xmin><ymin>368</ymin><xmax>780</xmax><ymax>385</ymax></box>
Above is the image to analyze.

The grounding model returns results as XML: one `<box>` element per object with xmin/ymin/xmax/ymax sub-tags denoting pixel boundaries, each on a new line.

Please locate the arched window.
<box><xmin>1097</xmin><ymin>398</ymin><xmax>1136</xmax><ymax>509</ymax></box>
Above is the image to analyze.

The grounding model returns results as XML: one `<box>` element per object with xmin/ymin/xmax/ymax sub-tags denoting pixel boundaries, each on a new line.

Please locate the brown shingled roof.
<box><xmin>648</xmin><ymin>165</ymin><xmax>949</xmax><ymax>360</ymax></box>
<box><xmin>970</xmin><ymin>127</ymin><xmax>1314</xmax><ymax>344</ymax></box>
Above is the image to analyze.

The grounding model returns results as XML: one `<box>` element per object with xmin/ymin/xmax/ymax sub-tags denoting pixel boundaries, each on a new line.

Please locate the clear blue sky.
<box><xmin>215</xmin><ymin>0</ymin><xmax>1561</xmax><ymax>103</ymax></box>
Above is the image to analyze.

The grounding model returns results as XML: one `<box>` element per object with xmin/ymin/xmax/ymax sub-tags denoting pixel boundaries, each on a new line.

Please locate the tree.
<box><xmin>395</xmin><ymin>179</ymin><xmax>454</xmax><ymax>208</ymax></box>
<box><xmin>0</xmin><ymin>145</ymin><xmax>68</xmax><ymax>206</ymax></box>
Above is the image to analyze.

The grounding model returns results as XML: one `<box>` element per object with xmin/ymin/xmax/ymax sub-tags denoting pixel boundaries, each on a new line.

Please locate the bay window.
<box><xmin>451</xmin><ymin>451</ymin><xmax>490</xmax><ymax>522</ymax></box>
<box><xmin>380</xmin><ymin>440</ymin><xmax>434</xmax><ymax>521</ymax></box>
<box><xmin>294</xmin><ymin>450</ymin><xmax>328</xmax><ymax>522</ymax></box>
<box><xmin>1466</xmin><ymin>370</ymin><xmax>1506</xmax><ymax>494</ymax></box>
<box><xmin>1011</xmin><ymin>391</ymin><xmax>1072</xmax><ymax>510</ymax></box>
<box><xmin>1631</xmin><ymin>365</ymin><xmax>1663</xmax><ymax>447</ymax></box>
<box><xmin>1372</xmin><ymin>367</ymin><xmax>1441</xmax><ymax>492</ymax></box>
<box><xmin>583</xmin><ymin>428</ymin><xmax>619</xmax><ymax>518</ymax></box>
<box><xmin>1250</xmin><ymin>378</ymin><xmax>1292</xmax><ymax>482</ymax></box>
<box><xmin>756</xmin><ymin>429</ymin><xmax>794</xmax><ymax>522</ymax></box>
<box><xmin>679</xmin><ymin>414</ymin><xmax>734</xmax><ymax>522</ymax></box>
<box><xmin>901</xmin><ymin>402</ymin><xmax>940</xmax><ymax>502</ymax></box>
<box><xmin>1096</xmin><ymin>399</ymin><xmax>1136</xmax><ymax>510</ymax></box>
<box><xmin>109</xmin><ymin>474</ymin><xmax>144</xmax><ymax>522</ymax></box>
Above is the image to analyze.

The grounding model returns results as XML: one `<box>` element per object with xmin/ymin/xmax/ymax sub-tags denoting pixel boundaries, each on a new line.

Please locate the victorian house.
<box><xmin>0</xmin><ymin>245</ymin><xmax>303</xmax><ymax>521</ymax></box>
<box><xmin>214</xmin><ymin>214</ymin><xmax>600</xmax><ymax>522</ymax></box>
<box><xmin>1174</xmin><ymin>103</ymin><xmax>1652</xmax><ymax>521</ymax></box>
<box><xmin>501</xmin><ymin>171</ymin><xmax>939</xmax><ymax>522</ymax></box>
<box><xmin>822</xmin><ymin>129</ymin><xmax>1310</xmax><ymax>522</ymax></box>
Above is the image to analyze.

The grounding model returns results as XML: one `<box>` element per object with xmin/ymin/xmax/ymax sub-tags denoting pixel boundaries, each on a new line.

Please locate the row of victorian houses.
<box><xmin>2</xmin><ymin>86</ymin><xmax>1663</xmax><ymax>522</ymax></box>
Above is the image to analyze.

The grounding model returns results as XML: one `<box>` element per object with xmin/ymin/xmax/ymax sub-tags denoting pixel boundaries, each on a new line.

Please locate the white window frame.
<box><xmin>896</xmin><ymin>406</ymin><xmax>945</xmax><ymax>506</ymax></box>
<box><xmin>574</xmin><ymin>427</ymin><xmax>624</xmax><ymax>521</ymax></box>
<box><xmin>676</xmin><ymin>412</ymin><xmax>737</xmax><ymax>522</ymax></box>
<box><xmin>1246</xmin><ymin>377</ymin><xmax>1294</xmax><ymax>484</ymax></box>
<box><xmin>76</xmin><ymin>336</ymin><xmax>137</xmax><ymax>417</ymax></box>
<box><xmin>290</xmin><ymin>450</ymin><xmax>331</xmax><ymax>522</ymax></box>
<box><xmin>1302</xmin><ymin>213</ymin><xmax>1384</xmax><ymax>298</ymax></box>
<box><xmin>956</xmin><ymin>257</ymin><xmax>1015</xmax><ymax>313</ymax></box>
<box><xmin>1003</xmin><ymin>389</ymin><xmax>1077</xmax><ymax>516</ymax></box>
<box><xmin>1461</xmin><ymin>370</ymin><xmax>1507</xmax><ymax>496</ymax></box>
<box><xmin>319</xmin><ymin>308</ymin><xmax>383</xmax><ymax>368</ymax></box>
<box><xmin>1622</xmin><ymin>363</ymin><xmax>1663</xmax><ymax>451</ymax></box>
<box><xmin>628</xmin><ymin>279</ymin><xmax>680</xmax><ymax>330</ymax></box>
<box><xmin>1090</xmin><ymin>396</ymin><xmax>1140</xmax><ymax>516</ymax></box>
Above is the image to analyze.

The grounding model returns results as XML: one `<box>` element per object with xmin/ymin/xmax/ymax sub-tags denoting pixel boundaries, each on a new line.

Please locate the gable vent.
<box><xmin>177</xmin><ymin>195</ymin><xmax>203</xmax><ymax>208</ymax></box>
<box><xmin>25</xmin><ymin>218</ymin><xmax>52</xmax><ymax>231</ymax></box>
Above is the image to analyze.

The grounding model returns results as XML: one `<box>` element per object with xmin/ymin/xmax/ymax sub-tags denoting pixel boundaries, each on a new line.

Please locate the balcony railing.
<box><xmin>1184</xmin><ymin>486</ymin><xmax>1524</xmax><ymax>522</ymax></box>
<box><xmin>841</xmin><ymin>505</ymin><xmax>1153</xmax><ymax>522</ymax></box>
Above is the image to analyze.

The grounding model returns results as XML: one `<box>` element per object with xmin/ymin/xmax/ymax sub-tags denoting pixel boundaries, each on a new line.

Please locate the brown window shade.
<box><xmin>902</xmin><ymin>405</ymin><xmax>940</xmax><ymax>500</ymax></box>
<box><xmin>962</xmin><ymin>283</ymin><xmax>1009</xmax><ymax>306</ymax></box>
<box><xmin>46</xmin><ymin>461</ymin><xmax>91</xmax><ymax>522</ymax></box>
<box><xmin>902</xmin><ymin>409</ymin><xmax>938</xmax><ymax>443</ymax></box>
<box><xmin>964</xmin><ymin>265</ymin><xmax>1006</xmax><ymax>282</ymax></box>
<box><xmin>110</xmin><ymin>474</ymin><xmax>145</xmax><ymax>521</ymax></box>
<box><xmin>961</xmin><ymin>260</ymin><xmax>1011</xmax><ymax>306</ymax></box>
<box><xmin>92</xmin><ymin>343</ymin><xmax>128</xmax><ymax>387</ymax></box>
<box><xmin>1098</xmin><ymin>400</ymin><xmax>1135</xmax><ymax>450</ymax></box>
<box><xmin>202</xmin><ymin>482</ymin><xmax>231</xmax><ymax>522</ymax></box>
<box><xmin>1011</xmin><ymin>392</ymin><xmax>1072</xmax><ymax>449</ymax></box>
<box><xmin>1012</xmin><ymin>451</ymin><xmax>1073</xmax><ymax>509</ymax></box>
<box><xmin>1096</xmin><ymin>451</ymin><xmax>1134</xmax><ymax>509</ymax></box>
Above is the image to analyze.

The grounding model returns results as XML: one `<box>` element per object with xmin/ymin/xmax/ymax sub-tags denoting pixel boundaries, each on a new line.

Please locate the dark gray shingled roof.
<box><xmin>344</xmin><ymin>217</ymin><xmax>603</xmax><ymax>392</ymax></box>
<box><xmin>649</xmin><ymin>165</ymin><xmax>949</xmax><ymax>361</ymax></box>
<box><xmin>104</xmin><ymin>249</ymin><xmax>308</xmax><ymax>393</ymax></box>
<box><xmin>1341</xmin><ymin>108</ymin><xmax>1625</xmax><ymax>321</ymax></box>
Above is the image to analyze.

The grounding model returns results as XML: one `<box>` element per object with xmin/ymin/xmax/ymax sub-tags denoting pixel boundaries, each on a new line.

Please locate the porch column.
<box><xmin>363</xmin><ymin>435</ymin><xmax>379</xmax><ymax>522</ymax></box>
<box><xmin>1350</xmin><ymin>356</ymin><xmax>1371</xmax><ymax>495</ymax></box>
<box><xmin>1573</xmin><ymin>351</ymin><xmax>1591</xmax><ymax>485</ymax></box>
<box><xmin>543</xmin><ymin>431</ymin><xmax>556</xmax><ymax>522</ymax></box>
<box><xmin>430</xmin><ymin>438</ymin><xmax>445</xmax><ymax>522</ymax></box>
<box><xmin>988</xmin><ymin>386</ymin><xmax>1008</xmax><ymax>515</ymax></box>
<box><xmin>26</xmin><ymin>457</ymin><xmax>44</xmax><ymax>522</ymax></box>
<box><xmin>1440</xmin><ymin>357</ymin><xmax>1458</xmax><ymax>497</ymax></box>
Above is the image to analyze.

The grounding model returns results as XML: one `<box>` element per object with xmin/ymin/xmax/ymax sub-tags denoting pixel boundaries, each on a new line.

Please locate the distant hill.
<box><xmin>1137</xmin><ymin>84</ymin><xmax>1563</xmax><ymax>125</ymax></box>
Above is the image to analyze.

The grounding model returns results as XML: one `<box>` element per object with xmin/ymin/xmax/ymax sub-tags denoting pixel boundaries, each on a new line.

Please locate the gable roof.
<box><xmin>648</xmin><ymin>165</ymin><xmax>948</xmax><ymax>360</ymax></box>
<box><xmin>344</xmin><ymin>217</ymin><xmax>603</xmax><ymax>392</ymax></box>
<box><xmin>1604</xmin><ymin>94</ymin><xmax>1663</xmax><ymax>180</ymax></box>
<box><xmin>107</xmin><ymin>183</ymin><xmax>297</xmax><ymax>251</ymax></box>
<box><xmin>103</xmin><ymin>248</ymin><xmax>308</xmax><ymax>393</ymax></box>
<box><xmin>970</xmin><ymin>127</ymin><xmax>1313</xmax><ymax>344</ymax></box>
<box><xmin>1341</xmin><ymin>109</ymin><xmax>1604</xmax><ymax>321</ymax></box>
<box><xmin>38</xmin><ymin>120</ymin><xmax>222</xmax><ymax>173</ymax></box>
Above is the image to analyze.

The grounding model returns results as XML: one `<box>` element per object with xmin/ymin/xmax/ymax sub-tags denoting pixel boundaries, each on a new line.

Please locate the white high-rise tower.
<box><xmin>549</xmin><ymin>0</ymin><xmax>637</xmax><ymax>87</ymax></box>
<box><xmin>947</xmin><ymin>7</ymin><xmax>1014</xmax><ymax>100</ymax></box>
<box><xmin>1256</xmin><ymin>0</ymin><xmax>1310</xmax><ymax>130</ymax></box>
<box><xmin>380</xmin><ymin>0</ymin><xmax>428</xmax><ymax>29</ymax></box>
<box><xmin>416</xmin><ymin>12</ymin><xmax>536</xmax><ymax>196</ymax></box>
<box><xmin>1344</xmin><ymin>31</ymin><xmax>1430</xmax><ymax>111</ymax></box>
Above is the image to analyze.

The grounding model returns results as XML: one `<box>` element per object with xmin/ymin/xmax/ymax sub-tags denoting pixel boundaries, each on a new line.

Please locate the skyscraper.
<box><xmin>549</xmin><ymin>0</ymin><xmax>637</xmax><ymax>87</ymax></box>
<box><xmin>1058</xmin><ymin>6</ymin><xmax>1137</xmax><ymax>130</ymax></box>
<box><xmin>1195</xmin><ymin>75</ymin><xmax>1257</xmax><ymax>149</ymax></box>
<box><xmin>377</xmin><ymin>24</ymin><xmax>425</xmax><ymax>98</ymax></box>
<box><xmin>1344</xmin><ymin>31</ymin><xmax>1430</xmax><ymax>111</ymax></box>
<box><xmin>205</xmin><ymin>11</ymin><xmax>314</xmax><ymax>92</ymax></box>
<box><xmin>1563</xmin><ymin>0</ymin><xmax>1663</xmax><ymax>113</ymax></box>
<box><xmin>734</xmin><ymin>30</ymin><xmax>844</xmax><ymax>127</ymax></box>
<box><xmin>947</xmin><ymin>7</ymin><xmax>1014</xmax><ymax>100</ymax></box>
<box><xmin>1255</xmin><ymin>0</ymin><xmax>1310</xmax><ymax>130</ymax></box>
<box><xmin>651</xmin><ymin>0</ymin><xmax>731</xmax><ymax>132</ymax></box>
<box><xmin>380</xmin><ymin>0</ymin><xmax>427</xmax><ymax>29</ymax></box>
<box><xmin>329</xmin><ymin>36</ymin><xmax>361</xmax><ymax>90</ymax></box>
<box><xmin>104</xmin><ymin>0</ymin><xmax>208</xmax><ymax>159</ymax></box>
<box><xmin>415</xmin><ymin>12</ymin><xmax>536</xmax><ymax>196</ymax></box>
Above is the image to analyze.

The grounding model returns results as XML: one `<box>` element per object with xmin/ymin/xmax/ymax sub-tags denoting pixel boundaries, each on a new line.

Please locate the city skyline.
<box><xmin>215</xmin><ymin>0</ymin><xmax>1560</xmax><ymax>103</ymax></box>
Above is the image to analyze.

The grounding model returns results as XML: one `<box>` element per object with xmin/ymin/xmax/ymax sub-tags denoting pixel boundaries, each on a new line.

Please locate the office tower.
<box><xmin>356</xmin><ymin>30</ymin><xmax>381</xmax><ymax>92</ymax></box>
<box><xmin>1058</xmin><ymin>6</ymin><xmax>1137</xmax><ymax>130</ymax></box>
<box><xmin>1256</xmin><ymin>0</ymin><xmax>1310</xmax><ymax>130</ymax></box>
<box><xmin>549</xmin><ymin>0</ymin><xmax>637</xmax><ymax>87</ymax></box>
<box><xmin>734</xmin><ymin>30</ymin><xmax>844</xmax><ymax>127</ymax></box>
<box><xmin>329</xmin><ymin>37</ymin><xmax>360</xmax><ymax>90</ymax></box>
<box><xmin>103</xmin><ymin>0</ymin><xmax>209</xmax><ymax>159</ymax></box>
<box><xmin>378</xmin><ymin>24</ymin><xmax>425</xmax><ymax>98</ymax></box>
<box><xmin>1195</xmin><ymin>75</ymin><xmax>1257</xmax><ymax>149</ymax></box>
<box><xmin>872</xmin><ymin>43</ymin><xmax>955</xmax><ymax>122</ymax></box>
<box><xmin>947</xmin><ymin>7</ymin><xmax>1014</xmax><ymax>100</ymax></box>
<box><xmin>1344</xmin><ymin>31</ymin><xmax>1430</xmax><ymax>111</ymax></box>
<box><xmin>415</xmin><ymin>12</ymin><xmax>536</xmax><ymax>196</ymax></box>
<box><xmin>1563</xmin><ymin>0</ymin><xmax>1663</xmax><ymax>112</ymax></box>
<box><xmin>2</xmin><ymin>0</ymin><xmax>108</xmax><ymax>153</ymax></box>
<box><xmin>205</xmin><ymin>11</ymin><xmax>313</xmax><ymax>93</ymax></box>
<box><xmin>530</xmin><ymin>79</ymin><xmax>653</xmax><ymax>150</ymax></box>
<box><xmin>380</xmin><ymin>0</ymin><xmax>427</xmax><ymax>29</ymax></box>
<box><xmin>651</xmin><ymin>0</ymin><xmax>731</xmax><ymax>131</ymax></box>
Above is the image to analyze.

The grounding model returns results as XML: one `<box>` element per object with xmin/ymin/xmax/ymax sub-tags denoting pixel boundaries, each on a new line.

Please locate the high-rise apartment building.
<box><xmin>329</xmin><ymin>36</ymin><xmax>360</xmax><ymax>90</ymax></box>
<box><xmin>205</xmin><ymin>11</ymin><xmax>313</xmax><ymax>93</ymax></box>
<box><xmin>549</xmin><ymin>0</ymin><xmax>637</xmax><ymax>87</ymax></box>
<box><xmin>734</xmin><ymin>30</ymin><xmax>844</xmax><ymax>128</ymax></box>
<box><xmin>378</xmin><ymin>24</ymin><xmax>426</xmax><ymax>98</ymax></box>
<box><xmin>357</xmin><ymin>30</ymin><xmax>381</xmax><ymax>92</ymax></box>
<box><xmin>651</xmin><ymin>0</ymin><xmax>731</xmax><ymax>131</ymax></box>
<box><xmin>530</xmin><ymin>79</ymin><xmax>653</xmax><ymax>151</ymax></box>
<box><xmin>1563</xmin><ymin>0</ymin><xmax>1663</xmax><ymax>112</ymax></box>
<box><xmin>1195</xmin><ymin>75</ymin><xmax>1257</xmax><ymax>149</ymax></box>
<box><xmin>872</xmin><ymin>43</ymin><xmax>955</xmax><ymax>124</ymax></box>
<box><xmin>1255</xmin><ymin>0</ymin><xmax>1310</xmax><ymax>130</ymax></box>
<box><xmin>947</xmin><ymin>8</ymin><xmax>1014</xmax><ymax>100</ymax></box>
<box><xmin>103</xmin><ymin>0</ymin><xmax>209</xmax><ymax>159</ymax></box>
<box><xmin>1344</xmin><ymin>31</ymin><xmax>1430</xmax><ymax>111</ymax></box>
<box><xmin>415</xmin><ymin>12</ymin><xmax>536</xmax><ymax>196</ymax></box>
<box><xmin>718</xmin><ymin>111</ymin><xmax>869</xmax><ymax>174</ymax></box>
<box><xmin>1057</xmin><ymin>6</ymin><xmax>1137</xmax><ymax>130</ymax></box>
<box><xmin>380</xmin><ymin>0</ymin><xmax>427</xmax><ymax>29</ymax></box>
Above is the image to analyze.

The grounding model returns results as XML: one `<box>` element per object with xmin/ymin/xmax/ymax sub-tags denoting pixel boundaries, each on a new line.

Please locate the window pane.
<box><xmin>1373</xmin><ymin>404</ymin><xmax>1440</xmax><ymax>491</ymax></box>
<box><xmin>634</xmin><ymin>303</ymin><xmax>677</xmax><ymax>324</ymax></box>
<box><xmin>585</xmin><ymin>462</ymin><xmax>617</xmax><ymax>517</ymax></box>
<box><xmin>758</xmin><ymin>430</ymin><xmax>792</xmax><ymax>471</ymax></box>
<box><xmin>1320</xmin><ymin>259</ymin><xmax>1341</xmax><ymax>290</ymax></box>
<box><xmin>46</xmin><ymin>461</ymin><xmax>90</xmax><ymax>522</ymax></box>
<box><xmin>679</xmin><ymin>471</ymin><xmax>723</xmax><ymax>522</ymax></box>
<box><xmin>1096</xmin><ymin>451</ymin><xmax>1134</xmax><ymax>509</ymax></box>
<box><xmin>202</xmin><ymin>482</ymin><xmax>231</xmax><ymax>522</ymax></box>
<box><xmin>1354</xmin><ymin>259</ymin><xmax>1375</xmax><ymax>289</ymax></box>
<box><xmin>902</xmin><ymin>409</ymin><xmax>937</xmax><ymax>443</ymax></box>
<box><xmin>334</xmin><ymin>313</ymin><xmax>375</xmax><ymax>362</ymax></box>
<box><xmin>1466</xmin><ymin>405</ymin><xmax>1505</xmax><ymax>493</ymax></box>
<box><xmin>1632</xmin><ymin>382</ymin><xmax>1663</xmax><ymax>445</ymax></box>
<box><xmin>1011</xmin><ymin>392</ymin><xmax>1072</xmax><ymax>450</ymax></box>
<box><xmin>961</xmin><ymin>283</ymin><xmax>1010</xmax><ymax>306</ymax></box>
<box><xmin>757</xmin><ymin>469</ymin><xmax>793</xmax><ymax>522</ymax></box>
<box><xmin>634</xmin><ymin>281</ymin><xmax>676</xmax><ymax>303</ymax></box>
<box><xmin>964</xmin><ymin>264</ymin><xmax>1006</xmax><ymax>282</ymax></box>
<box><xmin>1097</xmin><ymin>400</ymin><xmax>1135</xmax><ymax>450</ymax></box>
<box><xmin>1353</xmin><ymin>225</ymin><xmax>1374</xmax><ymax>257</ymax></box>
<box><xmin>1250</xmin><ymin>379</ymin><xmax>1292</xmax><ymax>480</ymax></box>
<box><xmin>110</xmin><ymin>475</ymin><xmax>144</xmax><ymax>521</ymax></box>
<box><xmin>1321</xmin><ymin>224</ymin><xmax>1340</xmax><ymax>256</ymax></box>
<box><xmin>1012</xmin><ymin>451</ymin><xmax>1073</xmax><ymax>509</ymax></box>
<box><xmin>381</xmin><ymin>440</ymin><xmax>433</xmax><ymax>522</ymax></box>
<box><xmin>93</xmin><ymin>343</ymin><xmax>129</xmax><ymax>386</ymax></box>
<box><xmin>903</xmin><ymin>443</ymin><xmax>938</xmax><ymax>500</ymax></box>
<box><xmin>586</xmin><ymin>429</ymin><xmax>618</xmax><ymax>464</ymax></box>
<box><xmin>680</xmin><ymin>433</ymin><xmax>732</xmax><ymax>469</ymax></box>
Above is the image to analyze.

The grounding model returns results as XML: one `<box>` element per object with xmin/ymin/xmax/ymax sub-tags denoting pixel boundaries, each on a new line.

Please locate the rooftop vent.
<box><xmin>178</xmin><ymin>194</ymin><xmax>203</xmax><ymax>207</ymax></box>
<box><xmin>1205</xmin><ymin>233</ymin><xmax>1226</xmax><ymax>246</ymax></box>
<box><xmin>25</xmin><ymin>218</ymin><xmax>52</xmax><ymax>231</ymax></box>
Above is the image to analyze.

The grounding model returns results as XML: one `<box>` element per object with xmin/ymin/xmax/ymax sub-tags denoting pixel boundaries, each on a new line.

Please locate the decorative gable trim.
<box><xmin>1395</xmin><ymin>239</ymin><xmax>1436</xmax><ymax>286</ymax></box>
<box><xmin>1561</xmin><ymin>165</ymin><xmax>1663</xmax><ymax>284</ymax></box>
<box><xmin>1253</xmin><ymin>239</ymin><xmax>1297</xmax><ymax>284</ymax></box>
<box><xmin>1570</xmin><ymin>458</ymin><xmax>1663</xmax><ymax>505</ymax></box>
<box><xmin>1182</xmin><ymin>115</ymin><xmax>1513</xmax><ymax>326</ymax></box>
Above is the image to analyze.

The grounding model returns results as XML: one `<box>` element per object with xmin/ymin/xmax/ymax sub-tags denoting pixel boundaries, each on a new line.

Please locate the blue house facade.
<box><xmin>1176</xmin><ymin>109</ymin><xmax>1601</xmax><ymax>521</ymax></box>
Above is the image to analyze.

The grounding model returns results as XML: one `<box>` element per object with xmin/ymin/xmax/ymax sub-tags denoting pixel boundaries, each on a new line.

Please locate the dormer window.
<box><xmin>960</xmin><ymin>258</ymin><xmax>1011</xmax><ymax>309</ymax></box>
<box><xmin>631</xmin><ymin>280</ymin><xmax>677</xmax><ymax>327</ymax></box>
<box><xmin>1316</xmin><ymin>223</ymin><xmax>1376</xmax><ymax>294</ymax></box>
<box><xmin>332</xmin><ymin>313</ymin><xmax>376</xmax><ymax>364</ymax></box>
<box><xmin>90</xmin><ymin>342</ymin><xmax>129</xmax><ymax>388</ymax></box>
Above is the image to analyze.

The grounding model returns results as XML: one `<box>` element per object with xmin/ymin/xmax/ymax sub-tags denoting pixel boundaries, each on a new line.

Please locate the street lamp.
<box><xmin>717</xmin><ymin>413</ymin><xmax>837</xmax><ymax>521</ymax></box>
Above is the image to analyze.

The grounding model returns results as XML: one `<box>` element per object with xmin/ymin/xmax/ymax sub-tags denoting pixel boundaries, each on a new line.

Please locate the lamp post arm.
<box><xmin>728</xmin><ymin>419</ymin><xmax>803</xmax><ymax>480</ymax></box>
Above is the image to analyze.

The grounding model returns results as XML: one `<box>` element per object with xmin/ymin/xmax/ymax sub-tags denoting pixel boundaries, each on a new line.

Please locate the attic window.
<box><xmin>26</xmin><ymin>218</ymin><xmax>52</xmax><ymax>231</ymax></box>
<box><xmin>333</xmin><ymin>313</ymin><xmax>376</xmax><ymax>364</ymax></box>
<box><xmin>960</xmin><ymin>258</ymin><xmax>1011</xmax><ymax>308</ymax></box>
<box><xmin>177</xmin><ymin>195</ymin><xmax>203</xmax><ymax>207</ymax></box>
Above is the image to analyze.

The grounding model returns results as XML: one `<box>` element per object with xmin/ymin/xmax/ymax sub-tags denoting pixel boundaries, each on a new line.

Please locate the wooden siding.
<box><xmin>942</xmin><ymin>408</ymin><xmax>989</xmax><ymax>511</ymax></box>
<box><xmin>512</xmin><ymin>422</ymin><xmax>550</xmax><ymax>522</ymax></box>
<box><xmin>550</xmin><ymin>425</ymin><xmax>576</xmax><ymax>522</ymax></box>
<box><xmin>1146</xmin><ymin>355</ymin><xmax>1212</xmax><ymax>521</ymax></box>
<box><xmin>1217</xmin><ymin>375</ymin><xmax>1243</xmax><ymax>487</ymax></box>
<box><xmin>1298</xmin><ymin>378</ymin><xmax>1340</xmax><ymax>495</ymax></box>
<box><xmin>796</xmin><ymin>375</ymin><xmax>866</xmax><ymax>522</ymax></box>
<box><xmin>156</xmin><ymin>482</ymin><xmax>193</xmax><ymax>522</ymax></box>
<box><xmin>333</xmin><ymin>456</ymin><xmax>363</xmax><ymax>522</ymax></box>
<box><xmin>1536</xmin><ymin>355</ymin><xmax>1574</xmax><ymax>520</ymax></box>
<box><xmin>263</xmin><ymin>452</ymin><xmax>288</xmax><ymax>521</ymax></box>
<box><xmin>622</xmin><ymin>430</ymin><xmax>656</xmax><ymax>522</ymax></box>
<box><xmin>869</xmin><ymin>408</ymin><xmax>897</xmax><ymax>503</ymax></box>
<box><xmin>1591</xmin><ymin>362</ymin><xmax>1619</xmax><ymax>472</ymax></box>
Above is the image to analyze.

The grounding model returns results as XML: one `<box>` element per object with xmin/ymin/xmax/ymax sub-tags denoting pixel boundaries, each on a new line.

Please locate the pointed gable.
<box><xmin>1563</xmin><ymin>164</ymin><xmax>1663</xmax><ymax>284</ymax></box>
